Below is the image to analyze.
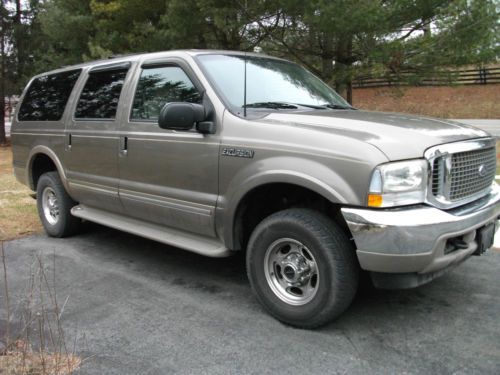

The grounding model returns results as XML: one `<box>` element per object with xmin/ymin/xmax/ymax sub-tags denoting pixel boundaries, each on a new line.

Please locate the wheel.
<box><xmin>246</xmin><ymin>208</ymin><xmax>359</xmax><ymax>328</ymax></box>
<box><xmin>36</xmin><ymin>171</ymin><xmax>81</xmax><ymax>237</ymax></box>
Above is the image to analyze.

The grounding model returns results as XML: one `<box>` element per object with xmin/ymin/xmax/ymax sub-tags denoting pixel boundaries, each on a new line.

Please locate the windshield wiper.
<box><xmin>243</xmin><ymin>101</ymin><xmax>353</xmax><ymax>111</ymax></box>
<box><xmin>292</xmin><ymin>103</ymin><xmax>329</xmax><ymax>109</ymax></box>
<box><xmin>322</xmin><ymin>103</ymin><xmax>352</xmax><ymax>110</ymax></box>
<box><xmin>287</xmin><ymin>102</ymin><xmax>353</xmax><ymax>110</ymax></box>
<box><xmin>243</xmin><ymin>102</ymin><xmax>299</xmax><ymax>110</ymax></box>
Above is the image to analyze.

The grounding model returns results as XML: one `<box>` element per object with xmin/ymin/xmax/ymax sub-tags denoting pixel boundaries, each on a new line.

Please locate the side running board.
<box><xmin>71</xmin><ymin>205</ymin><xmax>232</xmax><ymax>258</ymax></box>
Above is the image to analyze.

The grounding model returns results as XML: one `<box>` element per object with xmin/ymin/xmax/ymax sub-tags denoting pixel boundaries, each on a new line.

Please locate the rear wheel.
<box><xmin>36</xmin><ymin>171</ymin><xmax>81</xmax><ymax>237</ymax></box>
<box><xmin>246</xmin><ymin>208</ymin><xmax>358</xmax><ymax>328</ymax></box>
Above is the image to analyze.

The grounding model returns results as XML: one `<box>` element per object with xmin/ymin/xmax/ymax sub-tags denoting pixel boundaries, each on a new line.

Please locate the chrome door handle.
<box><xmin>65</xmin><ymin>133</ymin><xmax>72</xmax><ymax>151</ymax></box>
<box><xmin>120</xmin><ymin>136</ymin><xmax>128</xmax><ymax>156</ymax></box>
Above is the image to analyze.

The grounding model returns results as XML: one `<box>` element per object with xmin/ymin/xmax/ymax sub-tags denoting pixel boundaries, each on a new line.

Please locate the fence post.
<box><xmin>479</xmin><ymin>67</ymin><xmax>487</xmax><ymax>84</ymax></box>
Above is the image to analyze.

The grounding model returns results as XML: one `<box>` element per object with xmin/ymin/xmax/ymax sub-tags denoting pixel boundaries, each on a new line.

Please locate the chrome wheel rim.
<box><xmin>42</xmin><ymin>187</ymin><xmax>59</xmax><ymax>225</ymax></box>
<box><xmin>264</xmin><ymin>238</ymin><xmax>319</xmax><ymax>306</ymax></box>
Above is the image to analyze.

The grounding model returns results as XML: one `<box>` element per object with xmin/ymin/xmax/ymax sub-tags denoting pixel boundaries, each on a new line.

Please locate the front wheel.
<box><xmin>246</xmin><ymin>208</ymin><xmax>358</xmax><ymax>328</ymax></box>
<box><xmin>36</xmin><ymin>171</ymin><xmax>81</xmax><ymax>237</ymax></box>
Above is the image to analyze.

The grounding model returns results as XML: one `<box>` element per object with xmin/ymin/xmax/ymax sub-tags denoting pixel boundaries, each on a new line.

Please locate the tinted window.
<box><xmin>18</xmin><ymin>69</ymin><xmax>81</xmax><ymax>121</ymax></box>
<box><xmin>131</xmin><ymin>66</ymin><xmax>201</xmax><ymax>121</ymax></box>
<box><xmin>75</xmin><ymin>68</ymin><xmax>128</xmax><ymax>119</ymax></box>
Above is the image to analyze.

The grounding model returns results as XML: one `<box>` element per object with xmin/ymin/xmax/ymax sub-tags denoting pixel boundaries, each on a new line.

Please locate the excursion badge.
<box><xmin>222</xmin><ymin>148</ymin><xmax>255</xmax><ymax>158</ymax></box>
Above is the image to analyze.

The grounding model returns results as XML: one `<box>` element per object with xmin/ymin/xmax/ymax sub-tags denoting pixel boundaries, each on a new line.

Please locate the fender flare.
<box><xmin>220</xmin><ymin>169</ymin><xmax>353</xmax><ymax>250</ymax></box>
<box><xmin>27</xmin><ymin>146</ymin><xmax>69</xmax><ymax>191</ymax></box>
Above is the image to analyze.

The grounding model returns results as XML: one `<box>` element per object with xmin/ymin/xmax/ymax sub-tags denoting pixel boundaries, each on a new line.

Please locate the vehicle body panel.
<box><xmin>216</xmin><ymin>110</ymin><xmax>389</xmax><ymax>248</ymax></box>
<box><xmin>261</xmin><ymin>111</ymin><xmax>488</xmax><ymax>161</ymax></box>
<box><xmin>61</xmin><ymin>65</ymin><xmax>132</xmax><ymax>213</ymax></box>
<box><xmin>115</xmin><ymin>55</ymin><xmax>223</xmax><ymax>237</ymax></box>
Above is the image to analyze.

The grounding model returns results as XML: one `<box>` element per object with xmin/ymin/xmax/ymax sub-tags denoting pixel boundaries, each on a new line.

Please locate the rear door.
<box><xmin>117</xmin><ymin>58</ymin><xmax>220</xmax><ymax>237</ymax></box>
<box><xmin>64</xmin><ymin>62</ymin><xmax>132</xmax><ymax>213</ymax></box>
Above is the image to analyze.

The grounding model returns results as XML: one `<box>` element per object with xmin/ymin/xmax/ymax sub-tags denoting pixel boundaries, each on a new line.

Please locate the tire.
<box><xmin>36</xmin><ymin>171</ymin><xmax>81</xmax><ymax>237</ymax></box>
<box><xmin>246</xmin><ymin>208</ymin><xmax>358</xmax><ymax>328</ymax></box>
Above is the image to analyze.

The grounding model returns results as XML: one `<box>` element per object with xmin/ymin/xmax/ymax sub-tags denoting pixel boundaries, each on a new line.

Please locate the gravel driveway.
<box><xmin>1</xmin><ymin>225</ymin><xmax>499</xmax><ymax>374</ymax></box>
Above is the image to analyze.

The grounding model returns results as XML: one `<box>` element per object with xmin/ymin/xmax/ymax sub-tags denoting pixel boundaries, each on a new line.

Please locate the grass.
<box><xmin>0</xmin><ymin>345</ymin><xmax>81</xmax><ymax>375</ymax></box>
<box><xmin>0</xmin><ymin>145</ymin><xmax>42</xmax><ymax>241</ymax></box>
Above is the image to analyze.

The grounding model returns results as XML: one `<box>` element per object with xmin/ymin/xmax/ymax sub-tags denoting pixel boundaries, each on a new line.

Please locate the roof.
<box><xmin>35</xmin><ymin>49</ymin><xmax>283</xmax><ymax>77</ymax></box>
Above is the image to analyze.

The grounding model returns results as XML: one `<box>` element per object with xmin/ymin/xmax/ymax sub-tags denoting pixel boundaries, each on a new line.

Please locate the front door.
<box><xmin>118</xmin><ymin>60</ymin><xmax>220</xmax><ymax>237</ymax></box>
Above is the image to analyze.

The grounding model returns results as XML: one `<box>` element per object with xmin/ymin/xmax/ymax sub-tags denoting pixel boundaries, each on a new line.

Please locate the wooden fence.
<box><xmin>353</xmin><ymin>65</ymin><xmax>500</xmax><ymax>88</ymax></box>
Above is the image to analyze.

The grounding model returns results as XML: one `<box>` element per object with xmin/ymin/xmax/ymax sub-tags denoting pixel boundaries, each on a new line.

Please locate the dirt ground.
<box><xmin>352</xmin><ymin>84</ymin><xmax>500</xmax><ymax>119</ymax></box>
<box><xmin>0</xmin><ymin>146</ymin><xmax>41</xmax><ymax>240</ymax></box>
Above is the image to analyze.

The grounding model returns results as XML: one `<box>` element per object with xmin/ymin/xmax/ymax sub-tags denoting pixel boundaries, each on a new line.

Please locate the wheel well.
<box><xmin>31</xmin><ymin>154</ymin><xmax>57</xmax><ymax>189</ymax></box>
<box><xmin>233</xmin><ymin>183</ymin><xmax>348</xmax><ymax>251</ymax></box>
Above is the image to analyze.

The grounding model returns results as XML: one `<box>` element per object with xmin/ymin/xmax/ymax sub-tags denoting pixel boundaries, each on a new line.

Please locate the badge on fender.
<box><xmin>221</xmin><ymin>148</ymin><xmax>254</xmax><ymax>158</ymax></box>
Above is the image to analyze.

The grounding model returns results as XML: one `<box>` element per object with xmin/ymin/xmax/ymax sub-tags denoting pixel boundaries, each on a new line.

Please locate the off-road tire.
<box><xmin>246</xmin><ymin>208</ymin><xmax>358</xmax><ymax>328</ymax></box>
<box><xmin>36</xmin><ymin>171</ymin><xmax>81</xmax><ymax>237</ymax></box>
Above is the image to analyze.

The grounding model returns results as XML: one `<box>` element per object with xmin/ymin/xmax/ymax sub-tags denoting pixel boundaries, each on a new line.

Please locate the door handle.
<box><xmin>120</xmin><ymin>136</ymin><xmax>128</xmax><ymax>156</ymax></box>
<box><xmin>65</xmin><ymin>133</ymin><xmax>72</xmax><ymax>151</ymax></box>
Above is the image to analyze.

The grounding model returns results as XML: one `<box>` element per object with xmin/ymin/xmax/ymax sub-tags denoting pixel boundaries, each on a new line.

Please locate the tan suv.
<box><xmin>11</xmin><ymin>50</ymin><xmax>500</xmax><ymax>328</ymax></box>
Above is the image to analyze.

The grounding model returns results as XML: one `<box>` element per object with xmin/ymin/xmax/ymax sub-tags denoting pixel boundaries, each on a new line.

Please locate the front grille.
<box><xmin>430</xmin><ymin>146</ymin><xmax>496</xmax><ymax>203</ymax></box>
<box><xmin>449</xmin><ymin>147</ymin><xmax>496</xmax><ymax>200</ymax></box>
<box><xmin>432</xmin><ymin>158</ymin><xmax>444</xmax><ymax>196</ymax></box>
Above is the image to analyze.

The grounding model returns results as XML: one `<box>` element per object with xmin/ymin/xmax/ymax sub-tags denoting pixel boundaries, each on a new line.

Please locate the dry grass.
<box><xmin>0</xmin><ymin>242</ymin><xmax>84</xmax><ymax>374</ymax></box>
<box><xmin>0</xmin><ymin>146</ymin><xmax>42</xmax><ymax>241</ymax></box>
<box><xmin>0</xmin><ymin>341</ymin><xmax>81</xmax><ymax>375</ymax></box>
<box><xmin>352</xmin><ymin>84</ymin><xmax>500</xmax><ymax>119</ymax></box>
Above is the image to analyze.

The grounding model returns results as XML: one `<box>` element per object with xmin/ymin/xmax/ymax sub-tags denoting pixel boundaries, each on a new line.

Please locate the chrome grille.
<box><xmin>426</xmin><ymin>138</ymin><xmax>497</xmax><ymax>209</ymax></box>
<box><xmin>432</xmin><ymin>158</ymin><xmax>444</xmax><ymax>196</ymax></box>
<box><xmin>448</xmin><ymin>147</ymin><xmax>496</xmax><ymax>200</ymax></box>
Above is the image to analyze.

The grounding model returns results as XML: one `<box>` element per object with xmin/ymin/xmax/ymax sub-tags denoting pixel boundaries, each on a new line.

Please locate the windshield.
<box><xmin>196</xmin><ymin>54</ymin><xmax>351</xmax><ymax>115</ymax></box>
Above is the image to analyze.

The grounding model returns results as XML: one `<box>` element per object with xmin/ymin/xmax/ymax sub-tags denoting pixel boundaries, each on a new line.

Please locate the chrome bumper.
<box><xmin>341</xmin><ymin>184</ymin><xmax>500</xmax><ymax>276</ymax></box>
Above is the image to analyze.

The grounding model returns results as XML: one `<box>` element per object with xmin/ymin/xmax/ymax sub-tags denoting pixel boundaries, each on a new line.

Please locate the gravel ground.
<box><xmin>1</xmin><ymin>225</ymin><xmax>499</xmax><ymax>375</ymax></box>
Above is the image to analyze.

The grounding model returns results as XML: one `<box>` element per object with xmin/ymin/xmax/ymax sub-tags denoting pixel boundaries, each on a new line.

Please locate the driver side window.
<box><xmin>131</xmin><ymin>66</ymin><xmax>201</xmax><ymax>121</ymax></box>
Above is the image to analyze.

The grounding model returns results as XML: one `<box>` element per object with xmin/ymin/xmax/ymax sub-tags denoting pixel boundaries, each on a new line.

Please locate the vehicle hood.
<box><xmin>260</xmin><ymin>110</ymin><xmax>489</xmax><ymax>160</ymax></box>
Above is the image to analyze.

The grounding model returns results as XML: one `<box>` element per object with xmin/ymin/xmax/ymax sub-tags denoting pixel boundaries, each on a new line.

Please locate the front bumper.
<box><xmin>341</xmin><ymin>184</ymin><xmax>500</xmax><ymax>288</ymax></box>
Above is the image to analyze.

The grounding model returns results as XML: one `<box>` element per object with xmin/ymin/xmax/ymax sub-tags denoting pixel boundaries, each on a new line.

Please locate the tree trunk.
<box><xmin>14</xmin><ymin>0</ymin><xmax>21</xmax><ymax>79</ymax></box>
<box><xmin>346</xmin><ymin>82</ymin><xmax>352</xmax><ymax>105</ymax></box>
<box><xmin>422</xmin><ymin>16</ymin><xmax>431</xmax><ymax>38</ymax></box>
<box><xmin>0</xmin><ymin>0</ymin><xmax>7</xmax><ymax>145</ymax></box>
<box><xmin>0</xmin><ymin>95</ymin><xmax>5</xmax><ymax>146</ymax></box>
<box><xmin>334</xmin><ymin>36</ymin><xmax>353</xmax><ymax>104</ymax></box>
<box><xmin>321</xmin><ymin>53</ymin><xmax>334</xmax><ymax>83</ymax></box>
<box><xmin>320</xmin><ymin>33</ymin><xmax>335</xmax><ymax>87</ymax></box>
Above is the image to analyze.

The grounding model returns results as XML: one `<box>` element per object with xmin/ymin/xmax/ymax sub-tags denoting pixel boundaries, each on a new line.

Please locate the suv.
<box><xmin>11</xmin><ymin>51</ymin><xmax>500</xmax><ymax>328</ymax></box>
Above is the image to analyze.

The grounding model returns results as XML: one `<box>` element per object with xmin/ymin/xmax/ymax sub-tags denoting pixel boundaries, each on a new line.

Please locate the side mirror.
<box><xmin>158</xmin><ymin>102</ymin><xmax>206</xmax><ymax>130</ymax></box>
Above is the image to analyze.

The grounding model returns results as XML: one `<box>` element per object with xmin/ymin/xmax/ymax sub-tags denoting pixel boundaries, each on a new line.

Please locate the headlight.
<box><xmin>368</xmin><ymin>160</ymin><xmax>427</xmax><ymax>207</ymax></box>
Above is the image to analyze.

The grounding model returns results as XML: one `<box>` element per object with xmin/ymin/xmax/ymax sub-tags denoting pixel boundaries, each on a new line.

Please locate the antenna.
<box><xmin>243</xmin><ymin>52</ymin><xmax>247</xmax><ymax>117</ymax></box>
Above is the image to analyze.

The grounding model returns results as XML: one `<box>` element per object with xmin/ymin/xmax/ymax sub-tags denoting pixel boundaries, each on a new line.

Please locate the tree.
<box><xmin>0</xmin><ymin>0</ymin><xmax>10</xmax><ymax>145</ymax></box>
<box><xmin>38</xmin><ymin>0</ymin><xmax>96</xmax><ymax>65</ymax></box>
<box><xmin>77</xmin><ymin>0</ymin><xmax>282</xmax><ymax>55</ymax></box>
<box><xmin>1</xmin><ymin>0</ymin><xmax>498</xmax><ymax>126</ymax></box>
<box><xmin>164</xmin><ymin>0</ymin><xmax>282</xmax><ymax>51</ymax></box>
<box><xmin>269</xmin><ymin>0</ymin><xmax>388</xmax><ymax>102</ymax></box>
<box><xmin>87</xmin><ymin>0</ymin><xmax>167</xmax><ymax>56</ymax></box>
<box><xmin>270</xmin><ymin>0</ymin><xmax>498</xmax><ymax>103</ymax></box>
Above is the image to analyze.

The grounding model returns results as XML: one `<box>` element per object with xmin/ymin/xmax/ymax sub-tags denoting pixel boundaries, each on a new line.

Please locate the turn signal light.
<box><xmin>367</xmin><ymin>194</ymin><xmax>383</xmax><ymax>207</ymax></box>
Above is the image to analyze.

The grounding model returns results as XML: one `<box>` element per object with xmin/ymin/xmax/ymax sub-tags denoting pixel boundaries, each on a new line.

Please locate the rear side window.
<box><xmin>131</xmin><ymin>66</ymin><xmax>201</xmax><ymax>121</ymax></box>
<box><xmin>75</xmin><ymin>68</ymin><xmax>128</xmax><ymax>119</ymax></box>
<box><xmin>18</xmin><ymin>69</ymin><xmax>81</xmax><ymax>121</ymax></box>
